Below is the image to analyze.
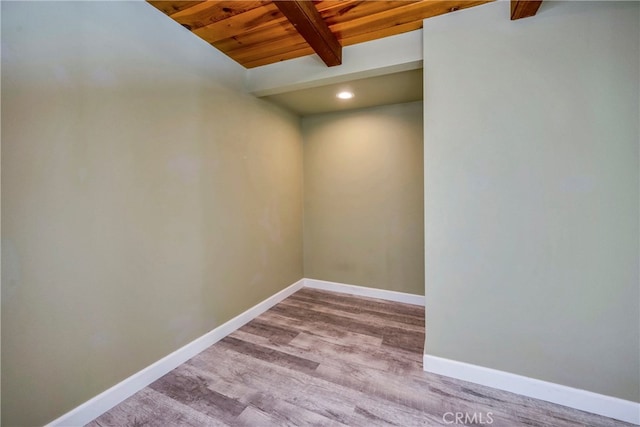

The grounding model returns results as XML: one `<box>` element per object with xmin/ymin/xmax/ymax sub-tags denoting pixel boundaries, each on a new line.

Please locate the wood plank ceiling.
<box><xmin>148</xmin><ymin>1</ymin><xmax>540</xmax><ymax>69</ymax></box>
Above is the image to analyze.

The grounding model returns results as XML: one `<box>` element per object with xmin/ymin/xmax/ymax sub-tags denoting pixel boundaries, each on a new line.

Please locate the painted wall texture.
<box><xmin>423</xmin><ymin>1</ymin><xmax>639</xmax><ymax>401</ymax></box>
<box><xmin>303</xmin><ymin>102</ymin><xmax>425</xmax><ymax>295</ymax></box>
<box><xmin>1</xmin><ymin>2</ymin><xmax>303</xmax><ymax>425</ymax></box>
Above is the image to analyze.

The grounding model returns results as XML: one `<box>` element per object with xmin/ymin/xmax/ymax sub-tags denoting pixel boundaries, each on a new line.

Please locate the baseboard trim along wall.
<box><xmin>423</xmin><ymin>354</ymin><xmax>640</xmax><ymax>425</ymax></box>
<box><xmin>47</xmin><ymin>278</ymin><xmax>423</xmax><ymax>425</ymax></box>
<box><xmin>304</xmin><ymin>278</ymin><xmax>425</xmax><ymax>306</ymax></box>
<box><xmin>46</xmin><ymin>279</ymin><xmax>306</xmax><ymax>427</ymax></box>
<box><xmin>51</xmin><ymin>279</ymin><xmax>636</xmax><ymax>425</ymax></box>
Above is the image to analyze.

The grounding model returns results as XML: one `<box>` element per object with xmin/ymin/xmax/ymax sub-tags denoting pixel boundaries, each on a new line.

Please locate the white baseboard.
<box><xmin>423</xmin><ymin>354</ymin><xmax>640</xmax><ymax>425</ymax></box>
<box><xmin>46</xmin><ymin>279</ymin><xmax>306</xmax><ymax>427</ymax></box>
<box><xmin>48</xmin><ymin>278</ymin><xmax>635</xmax><ymax>424</ymax></box>
<box><xmin>304</xmin><ymin>278</ymin><xmax>425</xmax><ymax>306</ymax></box>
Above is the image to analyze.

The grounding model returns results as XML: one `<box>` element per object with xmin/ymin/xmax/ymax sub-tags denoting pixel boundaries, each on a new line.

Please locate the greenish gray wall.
<box><xmin>1</xmin><ymin>2</ymin><xmax>303</xmax><ymax>425</ymax></box>
<box><xmin>423</xmin><ymin>1</ymin><xmax>639</xmax><ymax>401</ymax></box>
<box><xmin>302</xmin><ymin>102</ymin><xmax>424</xmax><ymax>295</ymax></box>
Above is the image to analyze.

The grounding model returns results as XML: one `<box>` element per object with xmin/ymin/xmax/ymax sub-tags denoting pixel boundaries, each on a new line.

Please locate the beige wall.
<box><xmin>1</xmin><ymin>2</ymin><xmax>303</xmax><ymax>425</ymax></box>
<box><xmin>423</xmin><ymin>1</ymin><xmax>639</xmax><ymax>401</ymax></box>
<box><xmin>302</xmin><ymin>102</ymin><xmax>424</xmax><ymax>295</ymax></box>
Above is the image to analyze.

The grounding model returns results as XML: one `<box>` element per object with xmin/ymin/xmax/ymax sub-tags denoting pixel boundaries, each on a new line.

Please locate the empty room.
<box><xmin>2</xmin><ymin>1</ymin><xmax>638</xmax><ymax>426</ymax></box>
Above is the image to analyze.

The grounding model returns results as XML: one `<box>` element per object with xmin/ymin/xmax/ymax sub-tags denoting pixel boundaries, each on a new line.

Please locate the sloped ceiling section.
<box><xmin>147</xmin><ymin>0</ymin><xmax>495</xmax><ymax>68</ymax></box>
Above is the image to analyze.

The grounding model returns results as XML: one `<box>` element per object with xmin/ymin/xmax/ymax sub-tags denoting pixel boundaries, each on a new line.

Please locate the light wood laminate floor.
<box><xmin>88</xmin><ymin>288</ymin><xmax>630</xmax><ymax>426</ymax></box>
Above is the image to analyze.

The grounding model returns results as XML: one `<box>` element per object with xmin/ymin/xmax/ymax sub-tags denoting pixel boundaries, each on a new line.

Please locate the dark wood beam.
<box><xmin>273</xmin><ymin>0</ymin><xmax>342</xmax><ymax>67</ymax></box>
<box><xmin>511</xmin><ymin>0</ymin><xmax>542</xmax><ymax>20</ymax></box>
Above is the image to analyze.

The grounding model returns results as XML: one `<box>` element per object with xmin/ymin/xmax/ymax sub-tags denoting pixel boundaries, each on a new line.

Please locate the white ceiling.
<box><xmin>259</xmin><ymin>68</ymin><xmax>423</xmax><ymax>116</ymax></box>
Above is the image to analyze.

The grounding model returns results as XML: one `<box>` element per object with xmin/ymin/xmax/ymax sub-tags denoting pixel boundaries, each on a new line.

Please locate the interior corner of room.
<box><xmin>1</xmin><ymin>0</ymin><xmax>639</xmax><ymax>426</ymax></box>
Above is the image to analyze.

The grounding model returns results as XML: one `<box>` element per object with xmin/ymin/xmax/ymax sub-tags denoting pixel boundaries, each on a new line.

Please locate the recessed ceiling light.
<box><xmin>337</xmin><ymin>91</ymin><xmax>354</xmax><ymax>100</ymax></box>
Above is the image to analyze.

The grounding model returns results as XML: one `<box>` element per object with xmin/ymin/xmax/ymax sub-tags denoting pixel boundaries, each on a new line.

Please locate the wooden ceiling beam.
<box><xmin>273</xmin><ymin>0</ymin><xmax>342</xmax><ymax>67</ymax></box>
<box><xmin>510</xmin><ymin>0</ymin><xmax>542</xmax><ymax>20</ymax></box>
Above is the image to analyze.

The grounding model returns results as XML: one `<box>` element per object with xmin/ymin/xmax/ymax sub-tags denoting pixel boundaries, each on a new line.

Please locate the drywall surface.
<box><xmin>1</xmin><ymin>2</ymin><xmax>303</xmax><ymax>425</ymax></box>
<box><xmin>303</xmin><ymin>102</ymin><xmax>424</xmax><ymax>295</ymax></box>
<box><xmin>423</xmin><ymin>1</ymin><xmax>639</xmax><ymax>401</ymax></box>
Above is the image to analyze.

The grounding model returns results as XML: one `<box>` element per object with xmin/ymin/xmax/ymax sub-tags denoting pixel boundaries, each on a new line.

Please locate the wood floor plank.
<box><xmin>269</xmin><ymin>301</ymin><xmax>425</xmax><ymax>351</ymax></box>
<box><xmin>88</xmin><ymin>288</ymin><xmax>635</xmax><ymax>427</ymax></box>
<box><xmin>381</xmin><ymin>328</ymin><xmax>425</xmax><ymax>353</ymax></box>
<box><xmin>232</xmin><ymin>325</ymin><xmax>419</xmax><ymax>374</ymax></box>
<box><xmin>86</xmin><ymin>387</ymin><xmax>227</xmax><ymax>427</ymax></box>
<box><xmin>258</xmin><ymin>309</ymin><xmax>385</xmax><ymax>347</ymax></box>
<box><xmin>288</xmin><ymin>332</ymin><xmax>392</xmax><ymax>371</ymax></box>
<box><xmin>288</xmin><ymin>291</ymin><xmax>425</xmax><ymax>327</ymax></box>
<box><xmin>186</xmin><ymin>345</ymin><xmax>371</xmax><ymax>425</ymax></box>
<box><xmin>238</xmin><ymin>316</ymin><xmax>423</xmax><ymax>369</ymax></box>
<box><xmin>218</xmin><ymin>335</ymin><xmax>320</xmax><ymax>373</ymax></box>
<box><xmin>294</xmin><ymin>287</ymin><xmax>425</xmax><ymax>318</ymax></box>
<box><xmin>148</xmin><ymin>368</ymin><xmax>245</xmax><ymax>424</ymax></box>
<box><xmin>236</xmin><ymin>318</ymin><xmax>300</xmax><ymax>345</ymax></box>
<box><xmin>234</xmin><ymin>404</ymin><xmax>346</xmax><ymax>427</ymax></box>
<box><xmin>278</xmin><ymin>297</ymin><xmax>425</xmax><ymax>333</ymax></box>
